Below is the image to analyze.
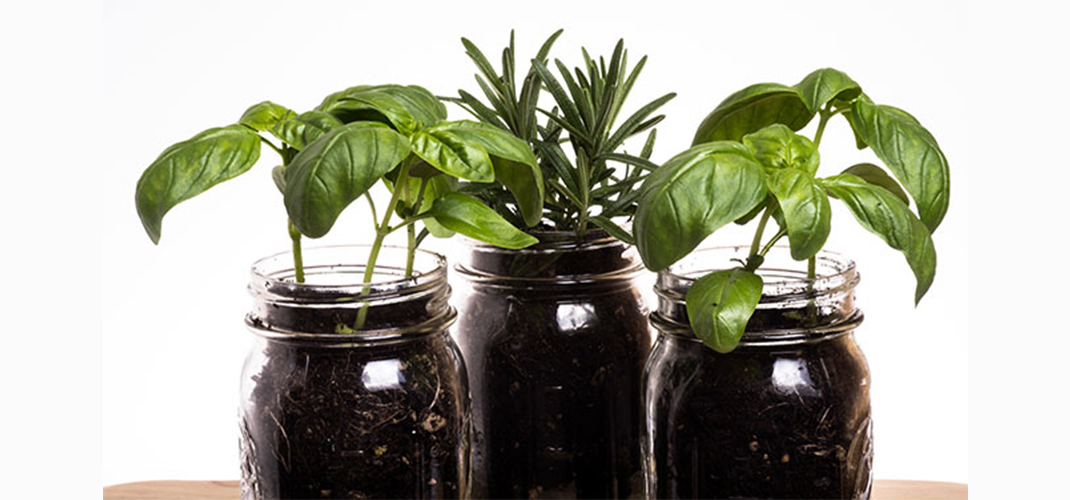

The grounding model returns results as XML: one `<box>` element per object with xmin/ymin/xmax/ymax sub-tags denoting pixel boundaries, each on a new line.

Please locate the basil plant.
<box><xmin>136</xmin><ymin>85</ymin><xmax>541</xmax><ymax>325</ymax></box>
<box><xmin>634</xmin><ymin>68</ymin><xmax>949</xmax><ymax>353</ymax></box>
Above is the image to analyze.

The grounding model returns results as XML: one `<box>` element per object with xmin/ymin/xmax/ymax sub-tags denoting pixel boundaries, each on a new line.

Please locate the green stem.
<box><xmin>354</xmin><ymin>157</ymin><xmax>414</xmax><ymax>330</ymax></box>
<box><xmin>406</xmin><ymin>223</ymin><xmax>416</xmax><ymax>278</ymax></box>
<box><xmin>259</xmin><ymin>136</ymin><xmax>284</xmax><ymax>157</ymax></box>
<box><xmin>749</xmin><ymin>209</ymin><xmax>772</xmax><ymax>257</ymax></box>
<box><xmin>288</xmin><ymin>220</ymin><xmax>305</xmax><ymax>283</ymax></box>
<box><xmin>758</xmin><ymin>227</ymin><xmax>787</xmax><ymax>257</ymax></box>
<box><xmin>813</xmin><ymin>111</ymin><xmax>831</xmax><ymax>149</ymax></box>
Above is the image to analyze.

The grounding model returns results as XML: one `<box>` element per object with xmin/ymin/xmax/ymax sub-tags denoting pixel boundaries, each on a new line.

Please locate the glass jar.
<box><xmin>239</xmin><ymin>246</ymin><xmax>471</xmax><ymax>499</ymax></box>
<box><xmin>644</xmin><ymin>247</ymin><xmax>872</xmax><ymax>499</ymax></box>
<box><xmin>453</xmin><ymin>230</ymin><xmax>650</xmax><ymax>499</ymax></box>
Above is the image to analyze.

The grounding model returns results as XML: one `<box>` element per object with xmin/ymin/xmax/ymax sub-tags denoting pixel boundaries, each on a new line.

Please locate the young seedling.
<box><xmin>450</xmin><ymin>31</ymin><xmax>675</xmax><ymax>239</ymax></box>
<box><xmin>634</xmin><ymin>68</ymin><xmax>949</xmax><ymax>353</ymax></box>
<box><xmin>136</xmin><ymin>84</ymin><xmax>543</xmax><ymax>329</ymax></box>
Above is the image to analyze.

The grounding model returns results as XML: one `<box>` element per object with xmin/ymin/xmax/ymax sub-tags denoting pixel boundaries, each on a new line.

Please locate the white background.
<box><xmin>6</xmin><ymin>0</ymin><xmax>1067</xmax><ymax>497</ymax></box>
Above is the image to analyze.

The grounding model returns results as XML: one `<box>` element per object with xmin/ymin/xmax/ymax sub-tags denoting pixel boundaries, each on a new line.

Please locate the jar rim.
<box><xmin>657</xmin><ymin>246</ymin><xmax>857</xmax><ymax>298</ymax></box>
<box><xmin>250</xmin><ymin>244</ymin><xmax>447</xmax><ymax>297</ymax></box>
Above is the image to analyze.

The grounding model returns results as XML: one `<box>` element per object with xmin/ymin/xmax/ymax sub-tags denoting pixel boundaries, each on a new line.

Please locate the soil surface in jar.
<box><xmin>648</xmin><ymin>313</ymin><xmax>872</xmax><ymax>499</ymax></box>
<box><xmin>458</xmin><ymin>239</ymin><xmax>650</xmax><ymax>499</ymax></box>
<box><xmin>242</xmin><ymin>301</ymin><xmax>468</xmax><ymax>499</ymax></box>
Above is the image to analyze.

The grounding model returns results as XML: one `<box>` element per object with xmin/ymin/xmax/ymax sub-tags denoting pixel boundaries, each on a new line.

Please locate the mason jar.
<box><xmin>239</xmin><ymin>246</ymin><xmax>471</xmax><ymax>499</ymax></box>
<box><xmin>453</xmin><ymin>230</ymin><xmax>650</xmax><ymax>499</ymax></box>
<box><xmin>644</xmin><ymin>247</ymin><xmax>872</xmax><ymax>499</ymax></box>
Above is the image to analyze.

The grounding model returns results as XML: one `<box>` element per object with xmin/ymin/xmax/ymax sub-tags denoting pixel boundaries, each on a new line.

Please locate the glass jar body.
<box><xmin>454</xmin><ymin>232</ymin><xmax>650</xmax><ymax>499</ymax></box>
<box><xmin>239</xmin><ymin>246</ymin><xmax>470</xmax><ymax>500</ymax></box>
<box><xmin>643</xmin><ymin>248</ymin><xmax>873</xmax><ymax>499</ymax></box>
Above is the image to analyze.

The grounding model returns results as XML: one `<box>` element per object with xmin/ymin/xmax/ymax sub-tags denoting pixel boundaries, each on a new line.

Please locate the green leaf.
<box><xmin>426</xmin><ymin>121</ymin><xmax>544</xmax><ymax>226</ymax></box>
<box><xmin>840</xmin><ymin>108</ymin><xmax>869</xmax><ymax>150</ymax></box>
<box><xmin>590</xmin><ymin>216</ymin><xmax>635</xmax><ymax>245</ymax></box>
<box><xmin>135</xmin><ymin>125</ymin><xmax>261</xmax><ymax>244</ymax></box>
<box><xmin>271</xmin><ymin>165</ymin><xmax>286</xmax><ymax>193</ymax></box>
<box><xmin>794</xmin><ymin>68</ymin><xmax>861</xmax><ymax>113</ymax></box>
<box><xmin>692</xmin><ymin>83</ymin><xmax>814</xmax><ymax>144</ymax></box>
<box><xmin>768</xmin><ymin>169</ymin><xmax>831</xmax><ymax>260</ymax></box>
<box><xmin>840</xmin><ymin>163</ymin><xmax>909</xmax><ymax>204</ymax></box>
<box><xmin>685</xmin><ymin>268</ymin><xmax>763</xmax><ymax>353</ymax></box>
<box><xmin>634</xmin><ymin>142</ymin><xmax>768</xmax><ymax>271</ymax></box>
<box><xmin>410</xmin><ymin>127</ymin><xmax>495</xmax><ymax>183</ymax></box>
<box><xmin>850</xmin><ymin>95</ymin><xmax>950</xmax><ymax>232</ymax></box>
<box><xmin>271</xmin><ymin>110</ymin><xmax>343</xmax><ymax>151</ymax></box>
<box><xmin>822</xmin><ymin>173</ymin><xmax>937</xmax><ymax>303</ymax></box>
<box><xmin>427</xmin><ymin>192</ymin><xmax>538</xmax><ymax>249</ymax></box>
<box><xmin>239</xmin><ymin>101</ymin><xmax>296</xmax><ymax>132</ymax></box>
<box><xmin>742</xmin><ymin>124</ymin><xmax>820</xmax><ymax>174</ymax></box>
<box><xmin>284</xmin><ymin>122</ymin><xmax>411</xmax><ymax>238</ymax></box>
<box><xmin>316</xmin><ymin>85</ymin><xmax>444</xmax><ymax>135</ymax></box>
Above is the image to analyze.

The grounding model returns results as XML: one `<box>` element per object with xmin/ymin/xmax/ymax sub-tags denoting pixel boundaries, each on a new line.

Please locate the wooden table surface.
<box><xmin>104</xmin><ymin>479</ymin><xmax>967</xmax><ymax>499</ymax></box>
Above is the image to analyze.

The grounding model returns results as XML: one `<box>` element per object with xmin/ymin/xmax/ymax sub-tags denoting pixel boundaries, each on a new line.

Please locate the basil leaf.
<box><xmin>271</xmin><ymin>111</ymin><xmax>343</xmax><ymax>151</ymax></box>
<box><xmin>426</xmin><ymin>120</ymin><xmax>544</xmax><ymax>226</ymax></box>
<box><xmin>135</xmin><ymin>125</ymin><xmax>261</xmax><ymax>244</ymax></box>
<box><xmin>768</xmin><ymin>169</ymin><xmax>831</xmax><ymax>261</ymax></box>
<box><xmin>239</xmin><ymin>101</ymin><xmax>296</xmax><ymax>132</ymax></box>
<box><xmin>634</xmin><ymin>142</ymin><xmax>767</xmax><ymax>271</ymax></box>
<box><xmin>840</xmin><ymin>163</ymin><xmax>909</xmax><ymax>204</ymax></box>
<box><xmin>794</xmin><ymin>68</ymin><xmax>861</xmax><ymax>113</ymax></box>
<box><xmin>742</xmin><ymin>124</ymin><xmax>820</xmax><ymax>174</ymax></box>
<box><xmin>822</xmin><ymin>173</ymin><xmax>937</xmax><ymax>303</ymax></box>
<box><xmin>284</xmin><ymin>122</ymin><xmax>411</xmax><ymax>238</ymax></box>
<box><xmin>427</xmin><ymin>192</ymin><xmax>538</xmax><ymax>249</ymax></box>
<box><xmin>271</xmin><ymin>165</ymin><xmax>286</xmax><ymax>193</ymax></box>
<box><xmin>410</xmin><ymin>127</ymin><xmax>495</xmax><ymax>182</ymax></box>
<box><xmin>692</xmin><ymin>83</ymin><xmax>813</xmax><ymax>144</ymax></box>
<box><xmin>840</xmin><ymin>108</ymin><xmax>869</xmax><ymax>150</ymax></box>
<box><xmin>851</xmin><ymin>95</ymin><xmax>950</xmax><ymax>232</ymax></box>
<box><xmin>317</xmin><ymin>86</ymin><xmax>418</xmax><ymax>134</ymax></box>
<box><xmin>685</xmin><ymin>268</ymin><xmax>764</xmax><ymax>353</ymax></box>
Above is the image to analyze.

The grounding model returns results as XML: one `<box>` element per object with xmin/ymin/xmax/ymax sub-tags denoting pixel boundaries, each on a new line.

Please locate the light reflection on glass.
<box><xmin>771</xmin><ymin>357</ymin><xmax>819</xmax><ymax>397</ymax></box>
<box><xmin>362</xmin><ymin>359</ymin><xmax>405</xmax><ymax>391</ymax></box>
<box><xmin>555</xmin><ymin>302</ymin><xmax>597</xmax><ymax>332</ymax></box>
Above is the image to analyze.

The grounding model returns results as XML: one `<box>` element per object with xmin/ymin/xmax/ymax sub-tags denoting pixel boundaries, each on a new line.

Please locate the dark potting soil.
<box><xmin>646</xmin><ymin>312</ymin><xmax>872</xmax><ymax>499</ymax></box>
<box><xmin>457</xmin><ymin>236</ymin><xmax>650</xmax><ymax>499</ymax></box>
<box><xmin>241</xmin><ymin>296</ymin><xmax>469</xmax><ymax>499</ymax></box>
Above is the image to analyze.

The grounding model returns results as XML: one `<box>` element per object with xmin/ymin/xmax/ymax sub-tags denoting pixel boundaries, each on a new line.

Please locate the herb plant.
<box><xmin>634</xmin><ymin>68</ymin><xmax>949</xmax><ymax>353</ymax></box>
<box><xmin>450</xmin><ymin>31</ymin><xmax>675</xmax><ymax>239</ymax></box>
<box><xmin>135</xmin><ymin>84</ymin><xmax>542</xmax><ymax>327</ymax></box>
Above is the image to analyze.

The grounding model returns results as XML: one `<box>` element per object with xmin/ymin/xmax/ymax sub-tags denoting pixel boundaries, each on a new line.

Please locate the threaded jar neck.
<box><xmin>652</xmin><ymin>246</ymin><xmax>862</xmax><ymax>345</ymax></box>
<box><xmin>247</xmin><ymin>245</ymin><xmax>454</xmax><ymax>341</ymax></box>
<box><xmin>455</xmin><ymin>229</ymin><xmax>643</xmax><ymax>291</ymax></box>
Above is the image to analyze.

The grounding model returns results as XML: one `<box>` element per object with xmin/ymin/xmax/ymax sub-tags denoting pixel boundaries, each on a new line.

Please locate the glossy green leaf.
<box><xmin>768</xmin><ymin>169</ymin><xmax>831</xmax><ymax>260</ymax></box>
<box><xmin>316</xmin><ymin>84</ymin><xmax>446</xmax><ymax>135</ymax></box>
<box><xmin>840</xmin><ymin>163</ymin><xmax>909</xmax><ymax>204</ymax></box>
<box><xmin>284</xmin><ymin>122</ymin><xmax>411</xmax><ymax>238</ymax></box>
<box><xmin>271</xmin><ymin>111</ymin><xmax>343</xmax><ymax>151</ymax></box>
<box><xmin>841</xmin><ymin>108</ymin><xmax>869</xmax><ymax>150</ymax></box>
<box><xmin>135</xmin><ymin>125</ymin><xmax>261</xmax><ymax>244</ymax></box>
<box><xmin>427</xmin><ymin>192</ymin><xmax>538</xmax><ymax>249</ymax></box>
<box><xmin>271</xmin><ymin>165</ymin><xmax>286</xmax><ymax>193</ymax></box>
<box><xmin>692</xmin><ymin>83</ymin><xmax>814</xmax><ymax>144</ymax></box>
<box><xmin>794</xmin><ymin>68</ymin><xmax>861</xmax><ymax>113</ymax></box>
<box><xmin>822</xmin><ymin>173</ymin><xmax>937</xmax><ymax>303</ymax></box>
<box><xmin>634</xmin><ymin>142</ymin><xmax>767</xmax><ymax>271</ymax></box>
<box><xmin>851</xmin><ymin>95</ymin><xmax>950</xmax><ymax>232</ymax></box>
<box><xmin>426</xmin><ymin>120</ymin><xmax>544</xmax><ymax>226</ymax></box>
<box><xmin>239</xmin><ymin>101</ymin><xmax>296</xmax><ymax>132</ymax></box>
<box><xmin>590</xmin><ymin>216</ymin><xmax>635</xmax><ymax>245</ymax></box>
<box><xmin>410</xmin><ymin>127</ymin><xmax>495</xmax><ymax>183</ymax></box>
<box><xmin>742</xmin><ymin>124</ymin><xmax>820</xmax><ymax>174</ymax></box>
<box><xmin>685</xmin><ymin>268</ymin><xmax>764</xmax><ymax>353</ymax></box>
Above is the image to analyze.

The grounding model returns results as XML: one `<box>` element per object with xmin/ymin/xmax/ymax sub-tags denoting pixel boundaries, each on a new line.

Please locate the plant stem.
<box><xmin>813</xmin><ymin>111</ymin><xmax>831</xmax><ymax>149</ymax></box>
<box><xmin>758</xmin><ymin>227</ymin><xmax>787</xmax><ymax>257</ymax></box>
<box><xmin>354</xmin><ymin>157</ymin><xmax>414</xmax><ymax>330</ymax></box>
<box><xmin>288</xmin><ymin>220</ymin><xmax>305</xmax><ymax>283</ymax></box>
<box><xmin>404</xmin><ymin>178</ymin><xmax>430</xmax><ymax>279</ymax></box>
<box><xmin>749</xmin><ymin>209</ymin><xmax>771</xmax><ymax>257</ymax></box>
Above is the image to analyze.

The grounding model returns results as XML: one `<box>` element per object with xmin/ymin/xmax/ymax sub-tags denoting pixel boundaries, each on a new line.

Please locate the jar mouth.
<box><xmin>247</xmin><ymin>245</ymin><xmax>454</xmax><ymax>339</ymax></box>
<box><xmin>457</xmin><ymin>228</ymin><xmax>644</xmax><ymax>284</ymax></box>
<box><xmin>656</xmin><ymin>246</ymin><xmax>858</xmax><ymax>302</ymax></box>
<box><xmin>250</xmin><ymin>245</ymin><xmax>447</xmax><ymax>300</ymax></box>
<box><xmin>653</xmin><ymin>246</ymin><xmax>862</xmax><ymax>343</ymax></box>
